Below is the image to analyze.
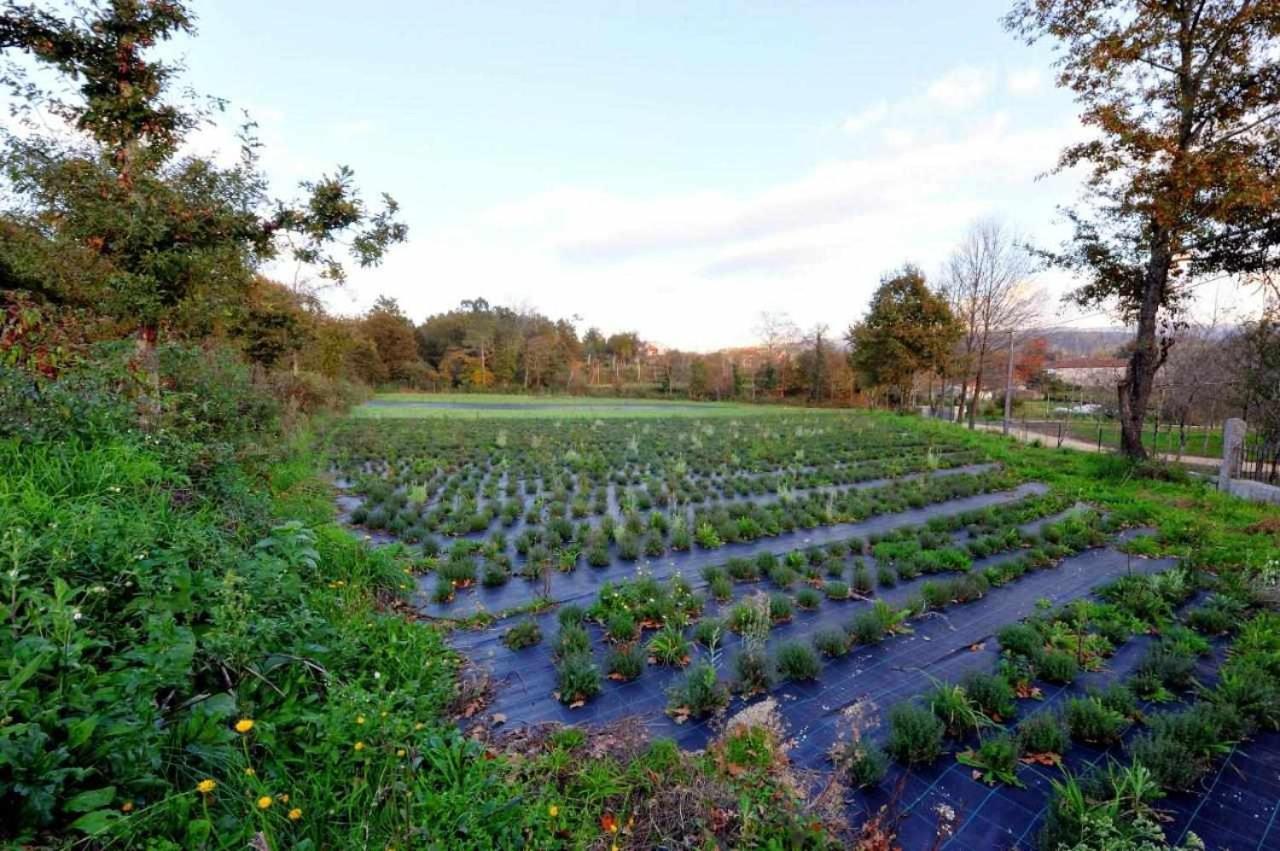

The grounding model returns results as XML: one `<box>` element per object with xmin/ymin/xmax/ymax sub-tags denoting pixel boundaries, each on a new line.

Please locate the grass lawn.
<box><xmin>356</xmin><ymin>392</ymin><xmax>836</xmax><ymax>419</ymax></box>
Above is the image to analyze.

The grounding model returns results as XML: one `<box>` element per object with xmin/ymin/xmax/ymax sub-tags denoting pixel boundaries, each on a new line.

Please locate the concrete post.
<box><xmin>1219</xmin><ymin>418</ymin><xmax>1246</xmax><ymax>493</ymax></box>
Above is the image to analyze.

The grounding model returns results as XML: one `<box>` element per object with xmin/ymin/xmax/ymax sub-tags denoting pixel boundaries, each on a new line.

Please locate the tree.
<box><xmin>847</xmin><ymin>265</ymin><xmax>961</xmax><ymax>408</ymax></box>
<box><xmin>1006</xmin><ymin>0</ymin><xmax>1280</xmax><ymax>459</ymax></box>
<box><xmin>361</xmin><ymin>296</ymin><xmax>418</xmax><ymax>382</ymax></box>
<box><xmin>941</xmin><ymin>219</ymin><xmax>1040</xmax><ymax>427</ymax></box>
<box><xmin>0</xmin><ymin>1</ymin><xmax>406</xmax><ymax>419</ymax></box>
<box><xmin>753</xmin><ymin>310</ymin><xmax>799</xmax><ymax>399</ymax></box>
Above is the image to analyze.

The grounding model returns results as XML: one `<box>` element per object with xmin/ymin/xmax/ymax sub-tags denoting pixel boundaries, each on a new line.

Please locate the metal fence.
<box><xmin>1235</xmin><ymin>432</ymin><xmax>1280</xmax><ymax>485</ymax></box>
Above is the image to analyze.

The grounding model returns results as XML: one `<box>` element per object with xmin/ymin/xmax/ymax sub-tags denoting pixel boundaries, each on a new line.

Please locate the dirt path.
<box><xmin>964</xmin><ymin>420</ymin><xmax>1221</xmax><ymax>469</ymax></box>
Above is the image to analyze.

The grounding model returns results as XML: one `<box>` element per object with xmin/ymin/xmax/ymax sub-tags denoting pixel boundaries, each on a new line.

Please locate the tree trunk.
<box><xmin>968</xmin><ymin>343</ymin><xmax>988</xmax><ymax>430</ymax></box>
<box><xmin>135</xmin><ymin>324</ymin><xmax>160</xmax><ymax>430</ymax></box>
<box><xmin>1118</xmin><ymin>235</ymin><xmax>1173</xmax><ymax>460</ymax></box>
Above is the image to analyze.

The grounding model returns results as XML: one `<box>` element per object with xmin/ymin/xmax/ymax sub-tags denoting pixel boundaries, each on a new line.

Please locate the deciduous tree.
<box><xmin>1006</xmin><ymin>0</ymin><xmax>1280</xmax><ymax>458</ymax></box>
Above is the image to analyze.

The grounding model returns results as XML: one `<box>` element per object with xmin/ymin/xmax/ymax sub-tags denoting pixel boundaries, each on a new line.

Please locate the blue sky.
<box><xmin>176</xmin><ymin>1</ymin><xmax>1242</xmax><ymax>349</ymax></box>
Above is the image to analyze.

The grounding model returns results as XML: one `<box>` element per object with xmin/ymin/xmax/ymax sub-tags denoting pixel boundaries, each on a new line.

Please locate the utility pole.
<box><xmin>1002</xmin><ymin>328</ymin><xmax>1016</xmax><ymax>435</ymax></box>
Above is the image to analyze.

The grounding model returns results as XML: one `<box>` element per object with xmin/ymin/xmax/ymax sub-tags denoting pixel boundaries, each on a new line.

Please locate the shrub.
<box><xmin>957</xmin><ymin>733</ymin><xmax>1022</xmax><ymax>787</ymax></box>
<box><xmin>962</xmin><ymin>670</ymin><xmax>1016</xmax><ymax>721</ymax></box>
<box><xmin>606</xmin><ymin>611</ymin><xmax>639</xmax><ymax>643</ymax></box>
<box><xmin>834</xmin><ymin>740</ymin><xmax>888</xmax><ymax>789</ymax></box>
<box><xmin>502</xmin><ymin>619</ymin><xmax>542</xmax><ymax>650</ymax></box>
<box><xmin>813</xmin><ymin>627</ymin><xmax>850</xmax><ymax>657</ymax></box>
<box><xmin>769</xmin><ymin>592</ymin><xmax>794</xmax><ymax>622</ymax></box>
<box><xmin>1065</xmin><ymin>696</ymin><xmax>1129</xmax><ymax>744</ymax></box>
<box><xmin>709</xmin><ymin>574</ymin><xmax>733</xmax><ymax>603</ymax></box>
<box><xmin>1017</xmin><ymin>712</ymin><xmax>1068</xmax><ymax>757</ymax></box>
<box><xmin>726</xmin><ymin>557</ymin><xmax>760</xmax><ymax>581</ymax></box>
<box><xmin>1036</xmin><ymin>650</ymin><xmax>1079</xmax><ymax>684</ymax></box>
<box><xmin>852</xmin><ymin>566</ymin><xmax>874</xmax><ymax>595</ymax></box>
<box><xmin>822</xmin><ymin>580</ymin><xmax>850</xmax><ymax>601</ymax></box>
<box><xmin>997</xmin><ymin>623</ymin><xmax>1043</xmax><ymax>660</ymax></box>
<box><xmin>556</xmin><ymin>652</ymin><xmax>602</xmax><ymax>704</ymax></box>
<box><xmin>1094</xmin><ymin>683</ymin><xmax>1138</xmax><ymax>718</ymax></box>
<box><xmin>876</xmin><ymin>564</ymin><xmax>897</xmax><ymax>587</ymax></box>
<box><xmin>775</xmin><ymin>641</ymin><xmax>822</xmax><ymax>681</ymax></box>
<box><xmin>666</xmin><ymin>660</ymin><xmax>729</xmax><ymax>719</ymax></box>
<box><xmin>605</xmin><ymin>643</ymin><xmax>645</xmax><ymax>681</ymax></box>
<box><xmin>553</xmin><ymin>624</ymin><xmax>591</xmax><ymax>659</ymax></box>
<box><xmin>647</xmin><ymin>624</ymin><xmax>692</xmax><ymax>666</ymax></box>
<box><xmin>926</xmin><ymin>682</ymin><xmax>992</xmax><ymax>738</ymax></box>
<box><xmin>848</xmin><ymin>608</ymin><xmax>888</xmax><ymax>645</ymax></box>
<box><xmin>1134</xmin><ymin>642</ymin><xmax>1197</xmax><ymax>693</ymax></box>
<box><xmin>557</xmin><ymin>604</ymin><xmax>586</xmax><ymax>628</ymax></box>
<box><xmin>886</xmin><ymin>703</ymin><xmax>945</xmax><ymax>765</ymax></box>
<box><xmin>733</xmin><ymin>647</ymin><xmax>776</xmax><ymax>694</ymax></box>
<box><xmin>692</xmin><ymin>618</ymin><xmax>725</xmax><ymax>648</ymax></box>
<box><xmin>795</xmin><ymin>587</ymin><xmax>822</xmax><ymax>610</ymax></box>
<box><xmin>768</xmin><ymin>564</ymin><xmax>797</xmax><ymax>589</ymax></box>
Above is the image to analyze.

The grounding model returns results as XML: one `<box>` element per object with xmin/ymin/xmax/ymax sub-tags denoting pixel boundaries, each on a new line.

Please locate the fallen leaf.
<box><xmin>969</xmin><ymin>642</ymin><xmax>985</xmax><ymax>652</ymax></box>
<box><xmin>491</xmin><ymin>713</ymin><xmax>506</xmax><ymax>725</ymax></box>
<box><xmin>569</xmin><ymin>699</ymin><xmax>585</xmax><ymax>709</ymax></box>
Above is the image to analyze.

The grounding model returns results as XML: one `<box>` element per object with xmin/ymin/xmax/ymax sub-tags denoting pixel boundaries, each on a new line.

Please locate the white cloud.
<box><xmin>842</xmin><ymin>101</ymin><xmax>889</xmax><ymax>135</ymax></box>
<box><xmin>927</xmin><ymin>66</ymin><xmax>995</xmax><ymax>111</ymax></box>
<box><xmin>338</xmin><ymin>114</ymin><xmax>1090</xmax><ymax>351</ymax></box>
<box><xmin>1006</xmin><ymin>68</ymin><xmax>1042</xmax><ymax>96</ymax></box>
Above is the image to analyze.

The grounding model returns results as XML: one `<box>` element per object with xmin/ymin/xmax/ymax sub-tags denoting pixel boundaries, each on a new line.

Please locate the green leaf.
<box><xmin>65</xmin><ymin>786</ymin><xmax>116</xmax><ymax>813</ymax></box>
<box><xmin>67</xmin><ymin>716</ymin><xmax>99</xmax><ymax>749</ymax></box>
<box><xmin>70</xmin><ymin>808</ymin><xmax>120</xmax><ymax>835</ymax></box>
<box><xmin>185</xmin><ymin>817</ymin><xmax>212</xmax><ymax>846</ymax></box>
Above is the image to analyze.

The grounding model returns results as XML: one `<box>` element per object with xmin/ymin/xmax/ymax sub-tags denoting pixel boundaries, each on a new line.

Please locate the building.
<box><xmin>1045</xmin><ymin>357</ymin><xmax>1127</xmax><ymax>388</ymax></box>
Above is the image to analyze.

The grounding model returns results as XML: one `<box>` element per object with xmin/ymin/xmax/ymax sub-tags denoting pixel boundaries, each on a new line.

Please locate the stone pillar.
<box><xmin>1219</xmin><ymin>418</ymin><xmax>1246</xmax><ymax>493</ymax></box>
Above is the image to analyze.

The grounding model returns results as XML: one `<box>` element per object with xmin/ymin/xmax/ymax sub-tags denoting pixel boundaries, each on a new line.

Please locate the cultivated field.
<box><xmin>323</xmin><ymin>403</ymin><xmax>1280</xmax><ymax>849</ymax></box>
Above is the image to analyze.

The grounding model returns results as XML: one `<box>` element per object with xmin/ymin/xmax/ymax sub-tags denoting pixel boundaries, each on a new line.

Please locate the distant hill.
<box><xmin>1033</xmin><ymin>328</ymin><xmax>1133</xmax><ymax>359</ymax></box>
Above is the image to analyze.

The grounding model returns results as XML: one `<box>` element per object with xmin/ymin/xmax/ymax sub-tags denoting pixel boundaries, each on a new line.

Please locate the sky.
<box><xmin>172</xmin><ymin>0</ymin><xmax>1255</xmax><ymax>351</ymax></box>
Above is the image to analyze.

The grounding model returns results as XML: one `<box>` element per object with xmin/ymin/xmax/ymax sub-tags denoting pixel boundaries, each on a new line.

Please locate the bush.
<box><xmin>957</xmin><ymin>732</ymin><xmax>1022</xmax><ymax>787</ymax></box>
<box><xmin>769</xmin><ymin>592</ymin><xmax>794</xmax><ymax>622</ymax></box>
<box><xmin>1065</xmin><ymin>696</ymin><xmax>1129</xmax><ymax>744</ymax></box>
<box><xmin>605</xmin><ymin>643</ymin><xmax>645</xmax><ymax>681</ymax></box>
<box><xmin>556</xmin><ymin>652</ymin><xmax>602</xmax><ymax>704</ymax></box>
<box><xmin>709</xmin><ymin>574</ymin><xmax>733</xmax><ymax>603</ymax></box>
<box><xmin>775</xmin><ymin>641</ymin><xmax>822</xmax><ymax>681</ymax></box>
<box><xmin>557</xmin><ymin>604</ymin><xmax>586</xmax><ymax>628</ymax></box>
<box><xmin>876</xmin><ymin>564</ymin><xmax>897</xmax><ymax>587</ymax></box>
<box><xmin>553</xmin><ymin>624</ymin><xmax>591</xmax><ymax>659</ymax></box>
<box><xmin>734</xmin><ymin>647</ymin><xmax>776</xmax><ymax>694</ymax></box>
<box><xmin>606</xmin><ymin>611</ymin><xmax>639</xmax><ymax>643</ymax></box>
<box><xmin>852</xmin><ymin>566</ymin><xmax>874</xmax><ymax>595</ymax></box>
<box><xmin>834</xmin><ymin>740</ymin><xmax>888</xmax><ymax>789</ymax></box>
<box><xmin>1134</xmin><ymin>642</ymin><xmax>1197</xmax><ymax>693</ymax></box>
<box><xmin>813</xmin><ymin>627</ymin><xmax>850</xmax><ymax>657</ymax></box>
<box><xmin>962</xmin><ymin>671</ymin><xmax>1016</xmax><ymax>721</ymax></box>
<box><xmin>692</xmin><ymin>618</ymin><xmax>725</xmax><ymax>648</ymax></box>
<box><xmin>1017</xmin><ymin>712</ymin><xmax>1068</xmax><ymax>756</ymax></box>
<box><xmin>502</xmin><ymin>619</ymin><xmax>542</xmax><ymax>650</ymax></box>
<box><xmin>1036</xmin><ymin>650</ymin><xmax>1079</xmax><ymax>684</ymax></box>
<box><xmin>886</xmin><ymin>702</ymin><xmax>945</xmax><ymax>765</ymax></box>
<box><xmin>794</xmin><ymin>587</ymin><xmax>822</xmax><ymax>610</ymax></box>
<box><xmin>667</xmin><ymin>660</ymin><xmax>728</xmax><ymax>719</ymax></box>
<box><xmin>823</xmin><ymin>580</ymin><xmax>849</xmax><ymax>600</ymax></box>
<box><xmin>647</xmin><ymin>625</ymin><xmax>692</xmax><ymax>666</ymax></box>
<box><xmin>997</xmin><ymin>623</ymin><xmax>1043</xmax><ymax>660</ymax></box>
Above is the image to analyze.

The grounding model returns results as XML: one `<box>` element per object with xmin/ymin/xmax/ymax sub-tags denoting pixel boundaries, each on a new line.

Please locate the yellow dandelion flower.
<box><xmin>356</xmin><ymin>715</ymin><xmax>366</xmax><ymax>725</ymax></box>
<box><xmin>354</xmin><ymin>741</ymin><xmax>365</xmax><ymax>752</ymax></box>
<box><xmin>288</xmin><ymin>807</ymin><xmax>303</xmax><ymax>821</ymax></box>
<box><xmin>121</xmin><ymin>801</ymin><xmax>134</xmax><ymax>813</ymax></box>
<box><xmin>548</xmin><ymin>804</ymin><xmax>559</xmax><ymax>818</ymax></box>
<box><xmin>244</xmin><ymin>767</ymin><xmax>256</xmax><ymax>777</ymax></box>
<box><xmin>196</xmin><ymin>779</ymin><xmax>217</xmax><ymax>794</ymax></box>
<box><xmin>413</xmin><ymin>722</ymin><xmax>424</xmax><ymax>731</ymax></box>
<box><xmin>257</xmin><ymin>796</ymin><xmax>273</xmax><ymax>810</ymax></box>
<box><xmin>277</xmin><ymin>793</ymin><xmax>290</xmax><ymax>803</ymax></box>
<box><xmin>234</xmin><ymin>719</ymin><xmax>255</xmax><ymax>734</ymax></box>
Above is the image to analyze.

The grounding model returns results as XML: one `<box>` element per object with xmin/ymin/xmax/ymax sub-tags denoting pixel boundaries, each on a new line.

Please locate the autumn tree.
<box><xmin>361</xmin><ymin>296</ymin><xmax>418</xmax><ymax>383</ymax></box>
<box><xmin>0</xmin><ymin>0</ymin><xmax>406</xmax><ymax>418</ymax></box>
<box><xmin>847</xmin><ymin>265</ymin><xmax>961</xmax><ymax>408</ymax></box>
<box><xmin>1006</xmin><ymin>0</ymin><xmax>1280</xmax><ymax>459</ymax></box>
<box><xmin>940</xmin><ymin>219</ymin><xmax>1040</xmax><ymax>428</ymax></box>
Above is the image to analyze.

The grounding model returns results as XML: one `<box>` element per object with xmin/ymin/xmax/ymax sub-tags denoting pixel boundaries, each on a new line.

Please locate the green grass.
<box><xmin>354</xmin><ymin>391</ymin><xmax>837</xmax><ymax>419</ymax></box>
